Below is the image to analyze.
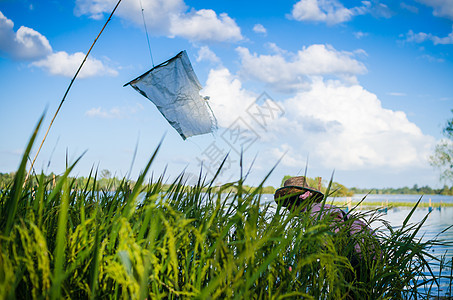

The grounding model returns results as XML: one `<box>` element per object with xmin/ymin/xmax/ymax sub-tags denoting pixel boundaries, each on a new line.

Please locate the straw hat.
<box><xmin>274</xmin><ymin>176</ymin><xmax>324</xmax><ymax>207</ymax></box>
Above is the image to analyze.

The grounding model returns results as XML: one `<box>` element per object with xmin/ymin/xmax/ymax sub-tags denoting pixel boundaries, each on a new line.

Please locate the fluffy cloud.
<box><xmin>0</xmin><ymin>10</ymin><xmax>52</xmax><ymax>60</ymax></box>
<box><xmin>170</xmin><ymin>9</ymin><xmax>242</xmax><ymax>42</ymax></box>
<box><xmin>236</xmin><ymin>44</ymin><xmax>367</xmax><ymax>92</ymax></box>
<box><xmin>401</xmin><ymin>2</ymin><xmax>419</xmax><ymax>13</ymax></box>
<box><xmin>405</xmin><ymin>26</ymin><xmax>453</xmax><ymax>45</ymax></box>
<box><xmin>75</xmin><ymin>0</ymin><xmax>242</xmax><ymax>42</ymax></box>
<box><xmin>202</xmin><ymin>68</ymin><xmax>257</xmax><ymax>127</ymax></box>
<box><xmin>416</xmin><ymin>0</ymin><xmax>453</xmax><ymax>19</ymax></box>
<box><xmin>85</xmin><ymin>107</ymin><xmax>123</xmax><ymax>119</ymax></box>
<box><xmin>290</xmin><ymin>0</ymin><xmax>369</xmax><ymax>24</ymax></box>
<box><xmin>253</xmin><ymin>23</ymin><xmax>267</xmax><ymax>34</ymax></box>
<box><xmin>0</xmin><ymin>10</ymin><xmax>117</xmax><ymax>77</ymax></box>
<box><xmin>196</xmin><ymin>46</ymin><xmax>220</xmax><ymax>63</ymax></box>
<box><xmin>387</xmin><ymin>92</ymin><xmax>407</xmax><ymax>96</ymax></box>
<box><xmin>278</xmin><ymin>79</ymin><xmax>434</xmax><ymax>169</ymax></box>
<box><xmin>353</xmin><ymin>31</ymin><xmax>368</xmax><ymax>39</ymax></box>
<box><xmin>85</xmin><ymin>103</ymin><xmax>144</xmax><ymax>119</ymax></box>
<box><xmin>203</xmin><ymin>67</ymin><xmax>435</xmax><ymax>170</ymax></box>
<box><xmin>32</xmin><ymin>51</ymin><xmax>118</xmax><ymax>78</ymax></box>
<box><xmin>405</xmin><ymin>30</ymin><xmax>430</xmax><ymax>43</ymax></box>
<box><xmin>76</xmin><ymin>0</ymin><xmax>185</xmax><ymax>31</ymax></box>
<box><xmin>419</xmin><ymin>54</ymin><xmax>445</xmax><ymax>63</ymax></box>
<box><xmin>408</xmin><ymin>28</ymin><xmax>453</xmax><ymax>45</ymax></box>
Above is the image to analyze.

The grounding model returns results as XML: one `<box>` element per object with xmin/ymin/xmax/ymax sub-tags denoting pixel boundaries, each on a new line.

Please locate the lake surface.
<box><xmin>378</xmin><ymin>206</ymin><xmax>453</xmax><ymax>296</ymax></box>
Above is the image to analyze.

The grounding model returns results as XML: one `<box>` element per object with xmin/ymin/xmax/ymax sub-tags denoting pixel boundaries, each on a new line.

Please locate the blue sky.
<box><xmin>0</xmin><ymin>0</ymin><xmax>452</xmax><ymax>189</ymax></box>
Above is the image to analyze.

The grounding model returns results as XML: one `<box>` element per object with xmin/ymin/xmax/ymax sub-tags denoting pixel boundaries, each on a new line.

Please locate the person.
<box><xmin>274</xmin><ymin>176</ymin><xmax>378</xmax><ymax>285</ymax></box>
<box><xmin>274</xmin><ymin>176</ymin><xmax>351</xmax><ymax>225</ymax></box>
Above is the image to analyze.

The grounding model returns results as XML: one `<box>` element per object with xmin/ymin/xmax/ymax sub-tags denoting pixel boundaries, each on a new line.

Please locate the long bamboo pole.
<box><xmin>25</xmin><ymin>0</ymin><xmax>123</xmax><ymax>183</ymax></box>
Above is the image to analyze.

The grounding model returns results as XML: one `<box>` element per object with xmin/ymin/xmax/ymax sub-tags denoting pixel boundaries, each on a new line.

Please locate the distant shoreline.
<box><xmin>331</xmin><ymin>201</ymin><xmax>453</xmax><ymax>208</ymax></box>
<box><xmin>259</xmin><ymin>193</ymin><xmax>453</xmax><ymax>208</ymax></box>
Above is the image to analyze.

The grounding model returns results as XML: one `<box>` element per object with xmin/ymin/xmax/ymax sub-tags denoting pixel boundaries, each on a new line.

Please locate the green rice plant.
<box><xmin>0</xmin><ymin>121</ymin><xmax>452</xmax><ymax>299</ymax></box>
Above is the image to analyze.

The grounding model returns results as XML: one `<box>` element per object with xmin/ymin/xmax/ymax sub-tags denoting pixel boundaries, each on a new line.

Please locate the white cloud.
<box><xmin>86</xmin><ymin>107</ymin><xmax>122</xmax><ymax>119</ymax></box>
<box><xmin>0</xmin><ymin>10</ymin><xmax>52</xmax><ymax>60</ymax></box>
<box><xmin>196</xmin><ymin>46</ymin><xmax>220</xmax><ymax>63</ymax></box>
<box><xmin>353</xmin><ymin>31</ymin><xmax>368</xmax><ymax>39</ymax></box>
<box><xmin>236</xmin><ymin>44</ymin><xmax>367</xmax><ymax>92</ymax></box>
<box><xmin>76</xmin><ymin>0</ymin><xmax>185</xmax><ymax>32</ymax></box>
<box><xmin>405</xmin><ymin>30</ymin><xmax>430</xmax><ymax>43</ymax></box>
<box><xmin>74</xmin><ymin>0</ymin><xmax>242</xmax><ymax>42</ymax></box>
<box><xmin>0</xmin><ymin>10</ymin><xmax>117</xmax><ymax>77</ymax></box>
<box><xmin>266</xmin><ymin>42</ymin><xmax>289</xmax><ymax>55</ymax></box>
<box><xmin>271</xmin><ymin>144</ymin><xmax>305</xmax><ymax>167</ymax></box>
<box><xmin>75</xmin><ymin>0</ymin><xmax>123</xmax><ymax>20</ymax></box>
<box><xmin>432</xmin><ymin>29</ymin><xmax>453</xmax><ymax>44</ymax></box>
<box><xmin>203</xmin><ymin>67</ymin><xmax>435</xmax><ymax>171</ymax></box>
<box><xmin>31</xmin><ymin>51</ymin><xmax>118</xmax><ymax>78</ymax></box>
<box><xmin>405</xmin><ymin>26</ymin><xmax>453</xmax><ymax>45</ymax></box>
<box><xmin>279</xmin><ymin>79</ymin><xmax>434</xmax><ymax>169</ymax></box>
<box><xmin>419</xmin><ymin>54</ymin><xmax>445</xmax><ymax>63</ymax></box>
<box><xmin>416</xmin><ymin>0</ymin><xmax>453</xmax><ymax>19</ymax></box>
<box><xmin>253</xmin><ymin>23</ymin><xmax>267</xmax><ymax>34</ymax></box>
<box><xmin>388</xmin><ymin>92</ymin><xmax>407</xmax><ymax>96</ymax></box>
<box><xmin>401</xmin><ymin>2</ymin><xmax>419</xmax><ymax>13</ymax></box>
<box><xmin>85</xmin><ymin>103</ymin><xmax>144</xmax><ymax>119</ymax></box>
<box><xmin>170</xmin><ymin>9</ymin><xmax>242</xmax><ymax>42</ymax></box>
<box><xmin>290</xmin><ymin>0</ymin><xmax>369</xmax><ymax>24</ymax></box>
<box><xmin>202</xmin><ymin>68</ymin><xmax>257</xmax><ymax>127</ymax></box>
<box><xmin>371</xmin><ymin>3</ymin><xmax>393</xmax><ymax>18</ymax></box>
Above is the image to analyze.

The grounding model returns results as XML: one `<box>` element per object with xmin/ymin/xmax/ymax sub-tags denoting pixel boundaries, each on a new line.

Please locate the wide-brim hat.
<box><xmin>274</xmin><ymin>176</ymin><xmax>324</xmax><ymax>207</ymax></box>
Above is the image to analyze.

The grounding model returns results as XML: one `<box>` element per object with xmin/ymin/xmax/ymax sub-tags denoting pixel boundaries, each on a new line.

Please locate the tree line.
<box><xmin>2</xmin><ymin>171</ymin><xmax>453</xmax><ymax>196</ymax></box>
<box><xmin>350</xmin><ymin>185</ymin><xmax>453</xmax><ymax>196</ymax></box>
<box><xmin>0</xmin><ymin>171</ymin><xmax>122</xmax><ymax>191</ymax></box>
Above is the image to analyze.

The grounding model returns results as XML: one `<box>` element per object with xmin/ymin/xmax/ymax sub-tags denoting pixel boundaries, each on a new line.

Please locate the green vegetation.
<box><xmin>280</xmin><ymin>175</ymin><xmax>354</xmax><ymax>197</ymax></box>
<box><xmin>350</xmin><ymin>184</ymin><xmax>453</xmax><ymax>196</ymax></box>
<box><xmin>210</xmin><ymin>183</ymin><xmax>276</xmax><ymax>195</ymax></box>
<box><xmin>3</xmin><ymin>172</ymin><xmax>453</xmax><ymax>196</ymax></box>
<box><xmin>278</xmin><ymin>176</ymin><xmax>453</xmax><ymax>196</ymax></box>
<box><xmin>430</xmin><ymin>109</ymin><xmax>453</xmax><ymax>184</ymax></box>
<box><xmin>0</xmin><ymin>171</ymin><xmax>123</xmax><ymax>191</ymax></box>
<box><xmin>0</xmin><ymin>172</ymin><xmax>276</xmax><ymax>195</ymax></box>
<box><xmin>278</xmin><ymin>175</ymin><xmax>453</xmax><ymax>196</ymax></box>
<box><xmin>0</xmin><ymin>120</ymin><xmax>452</xmax><ymax>299</ymax></box>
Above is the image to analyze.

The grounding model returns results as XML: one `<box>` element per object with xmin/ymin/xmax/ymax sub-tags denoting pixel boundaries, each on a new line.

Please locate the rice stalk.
<box><xmin>0</xmin><ymin>121</ymin><xmax>452</xmax><ymax>299</ymax></box>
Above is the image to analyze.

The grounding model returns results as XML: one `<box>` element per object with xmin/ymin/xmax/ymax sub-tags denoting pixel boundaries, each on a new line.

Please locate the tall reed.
<box><xmin>0</xmin><ymin>120</ymin><xmax>451</xmax><ymax>299</ymax></box>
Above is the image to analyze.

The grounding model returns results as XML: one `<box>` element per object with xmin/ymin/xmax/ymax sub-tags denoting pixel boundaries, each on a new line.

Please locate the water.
<box><xmin>327</xmin><ymin>194</ymin><xmax>453</xmax><ymax>268</ymax></box>
<box><xmin>376</xmin><ymin>206</ymin><xmax>452</xmax><ymax>296</ymax></box>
